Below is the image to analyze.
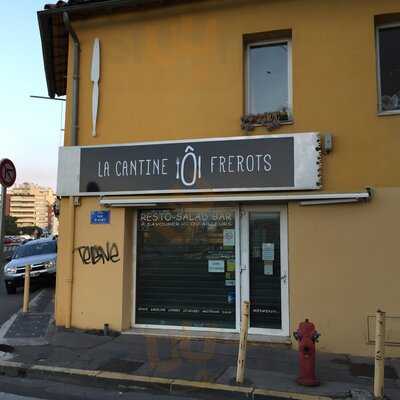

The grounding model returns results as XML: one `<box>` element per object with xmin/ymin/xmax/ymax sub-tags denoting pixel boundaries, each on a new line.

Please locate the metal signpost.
<box><xmin>0</xmin><ymin>159</ymin><xmax>17</xmax><ymax>266</ymax></box>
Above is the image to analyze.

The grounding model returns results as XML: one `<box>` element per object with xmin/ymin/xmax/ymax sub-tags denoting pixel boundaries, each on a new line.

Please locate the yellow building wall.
<box><xmin>54</xmin><ymin>198</ymin><xmax>69</xmax><ymax>326</ymax></box>
<box><xmin>56</xmin><ymin>187</ymin><xmax>400</xmax><ymax>355</ymax></box>
<box><xmin>63</xmin><ymin>0</ymin><xmax>400</xmax><ymax>191</ymax></box>
<box><xmin>55</xmin><ymin>0</ymin><xmax>400</xmax><ymax>356</ymax></box>
<box><xmin>290</xmin><ymin>187</ymin><xmax>400</xmax><ymax>356</ymax></box>
<box><xmin>56</xmin><ymin>197</ymin><xmax>132</xmax><ymax>331</ymax></box>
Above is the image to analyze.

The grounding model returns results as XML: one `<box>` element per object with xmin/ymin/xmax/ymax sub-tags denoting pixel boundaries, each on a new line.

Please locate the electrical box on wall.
<box><xmin>323</xmin><ymin>134</ymin><xmax>333</xmax><ymax>154</ymax></box>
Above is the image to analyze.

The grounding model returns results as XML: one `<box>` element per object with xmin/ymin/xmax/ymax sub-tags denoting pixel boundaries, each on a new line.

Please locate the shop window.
<box><xmin>135</xmin><ymin>208</ymin><xmax>237</xmax><ymax>329</ymax></box>
<box><xmin>244</xmin><ymin>36</ymin><xmax>292</xmax><ymax>129</ymax></box>
<box><xmin>377</xmin><ymin>24</ymin><xmax>400</xmax><ymax>114</ymax></box>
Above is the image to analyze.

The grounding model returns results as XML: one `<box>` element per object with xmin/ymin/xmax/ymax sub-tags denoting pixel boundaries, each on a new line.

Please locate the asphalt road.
<box><xmin>0</xmin><ymin>375</ymin><xmax>281</xmax><ymax>400</ymax></box>
<box><xmin>0</xmin><ymin>266</ymin><xmax>24</xmax><ymax>326</ymax></box>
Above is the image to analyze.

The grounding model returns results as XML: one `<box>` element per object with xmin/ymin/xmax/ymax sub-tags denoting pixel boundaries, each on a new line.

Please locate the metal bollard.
<box><xmin>236</xmin><ymin>301</ymin><xmax>249</xmax><ymax>384</ymax></box>
<box><xmin>22</xmin><ymin>265</ymin><xmax>30</xmax><ymax>313</ymax></box>
<box><xmin>374</xmin><ymin>310</ymin><xmax>386</xmax><ymax>399</ymax></box>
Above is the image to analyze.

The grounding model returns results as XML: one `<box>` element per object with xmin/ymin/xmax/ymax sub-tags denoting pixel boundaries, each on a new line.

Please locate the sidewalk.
<box><xmin>0</xmin><ymin>296</ymin><xmax>398</xmax><ymax>399</ymax></box>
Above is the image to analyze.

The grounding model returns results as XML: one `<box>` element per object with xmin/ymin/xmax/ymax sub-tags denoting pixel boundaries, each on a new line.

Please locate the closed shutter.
<box><xmin>136</xmin><ymin>208</ymin><xmax>236</xmax><ymax>329</ymax></box>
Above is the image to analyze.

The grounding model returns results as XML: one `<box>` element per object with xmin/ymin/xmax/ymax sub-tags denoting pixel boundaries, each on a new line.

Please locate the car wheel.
<box><xmin>5</xmin><ymin>282</ymin><xmax>16</xmax><ymax>295</ymax></box>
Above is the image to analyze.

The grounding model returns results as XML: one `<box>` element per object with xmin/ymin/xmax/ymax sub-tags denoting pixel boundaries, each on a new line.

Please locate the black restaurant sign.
<box><xmin>57</xmin><ymin>133</ymin><xmax>321</xmax><ymax>195</ymax></box>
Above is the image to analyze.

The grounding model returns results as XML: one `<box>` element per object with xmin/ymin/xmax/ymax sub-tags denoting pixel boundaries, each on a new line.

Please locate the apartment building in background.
<box><xmin>8</xmin><ymin>183</ymin><xmax>56</xmax><ymax>232</ymax></box>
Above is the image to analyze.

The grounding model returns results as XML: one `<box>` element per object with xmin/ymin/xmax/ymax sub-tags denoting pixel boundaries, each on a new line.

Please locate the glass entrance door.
<box><xmin>240</xmin><ymin>206</ymin><xmax>289</xmax><ymax>336</ymax></box>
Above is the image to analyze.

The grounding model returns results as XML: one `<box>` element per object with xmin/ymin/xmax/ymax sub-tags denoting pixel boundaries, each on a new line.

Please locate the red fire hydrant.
<box><xmin>293</xmin><ymin>319</ymin><xmax>320</xmax><ymax>386</ymax></box>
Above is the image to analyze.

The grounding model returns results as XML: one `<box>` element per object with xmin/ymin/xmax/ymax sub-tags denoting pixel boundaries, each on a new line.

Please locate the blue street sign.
<box><xmin>90</xmin><ymin>210</ymin><xmax>110</xmax><ymax>224</ymax></box>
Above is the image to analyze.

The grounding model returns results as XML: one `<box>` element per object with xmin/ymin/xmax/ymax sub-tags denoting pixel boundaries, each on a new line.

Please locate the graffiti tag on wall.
<box><xmin>76</xmin><ymin>242</ymin><xmax>120</xmax><ymax>265</ymax></box>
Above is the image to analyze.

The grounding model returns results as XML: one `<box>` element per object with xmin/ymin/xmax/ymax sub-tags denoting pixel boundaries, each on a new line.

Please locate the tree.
<box><xmin>4</xmin><ymin>216</ymin><xmax>18</xmax><ymax>236</ymax></box>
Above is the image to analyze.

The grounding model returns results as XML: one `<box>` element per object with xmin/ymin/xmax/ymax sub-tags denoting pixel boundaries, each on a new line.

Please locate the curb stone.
<box><xmin>0</xmin><ymin>360</ymin><xmax>334</xmax><ymax>400</ymax></box>
<box><xmin>253</xmin><ymin>388</ymin><xmax>332</xmax><ymax>400</ymax></box>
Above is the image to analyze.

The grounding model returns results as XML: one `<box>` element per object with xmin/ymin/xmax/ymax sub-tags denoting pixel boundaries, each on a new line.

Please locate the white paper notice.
<box><xmin>262</xmin><ymin>243</ymin><xmax>275</xmax><ymax>261</ymax></box>
<box><xmin>223</xmin><ymin>229</ymin><xmax>235</xmax><ymax>246</ymax></box>
<box><xmin>264</xmin><ymin>262</ymin><xmax>273</xmax><ymax>275</ymax></box>
<box><xmin>208</xmin><ymin>260</ymin><xmax>225</xmax><ymax>273</ymax></box>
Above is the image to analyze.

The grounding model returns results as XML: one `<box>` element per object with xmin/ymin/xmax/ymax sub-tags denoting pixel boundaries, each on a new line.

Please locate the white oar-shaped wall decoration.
<box><xmin>91</xmin><ymin>38</ymin><xmax>100</xmax><ymax>137</ymax></box>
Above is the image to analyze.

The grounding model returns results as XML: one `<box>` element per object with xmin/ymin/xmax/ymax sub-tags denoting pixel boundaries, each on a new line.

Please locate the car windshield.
<box><xmin>13</xmin><ymin>241</ymin><xmax>57</xmax><ymax>259</ymax></box>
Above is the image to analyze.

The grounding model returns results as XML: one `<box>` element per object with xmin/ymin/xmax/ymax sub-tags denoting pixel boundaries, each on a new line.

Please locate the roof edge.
<box><xmin>38</xmin><ymin>0</ymin><xmax>203</xmax><ymax>98</ymax></box>
<box><xmin>37</xmin><ymin>11</ymin><xmax>56</xmax><ymax>98</ymax></box>
<box><xmin>37</xmin><ymin>0</ymin><xmax>198</xmax><ymax>17</ymax></box>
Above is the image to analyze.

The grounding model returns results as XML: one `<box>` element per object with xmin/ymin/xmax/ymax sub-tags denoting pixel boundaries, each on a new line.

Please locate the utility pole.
<box><xmin>0</xmin><ymin>185</ymin><xmax>6</xmax><ymax>266</ymax></box>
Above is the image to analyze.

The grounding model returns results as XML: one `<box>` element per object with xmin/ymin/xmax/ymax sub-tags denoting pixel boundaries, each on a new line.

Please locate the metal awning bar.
<box><xmin>99</xmin><ymin>189</ymin><xmax>371</xmax><ymax>207</ymax></box>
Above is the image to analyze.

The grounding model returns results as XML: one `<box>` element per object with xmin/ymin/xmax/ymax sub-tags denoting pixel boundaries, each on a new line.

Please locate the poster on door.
<box><xmin>262</xmin><ymin>243</ymin><xmax>275</xmax><ymax>261</ymax></box>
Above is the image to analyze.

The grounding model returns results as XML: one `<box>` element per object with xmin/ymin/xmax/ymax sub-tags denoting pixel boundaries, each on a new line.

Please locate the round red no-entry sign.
<box><xmin>0</xmin><ymin>158</ymin><xmax>16</xmax><ymax>188</ymax></box>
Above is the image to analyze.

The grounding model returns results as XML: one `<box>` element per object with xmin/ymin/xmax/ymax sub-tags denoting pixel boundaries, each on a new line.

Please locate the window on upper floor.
<box><xmin>377</xmin><ymin>24</ymin><xmax>400</xmax><ymax>114</ymax></box>
<box><xmin>246</xmin><ymin>39</ymin><xmax>292</xmax><ymax>121</ymax></box>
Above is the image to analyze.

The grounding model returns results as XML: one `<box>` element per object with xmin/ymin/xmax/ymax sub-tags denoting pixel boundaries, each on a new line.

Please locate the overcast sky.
<box><xmin>0</xmin><ymin>1</ymin><xmax>63</xmax><ymax>190</ymax></box>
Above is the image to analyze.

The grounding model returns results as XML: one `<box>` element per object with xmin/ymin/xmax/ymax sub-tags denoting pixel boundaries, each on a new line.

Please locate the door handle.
<box><xmin>280</xmin><ymin>274</ymin><xmax>287</xmax><ymax>284</ymax></box>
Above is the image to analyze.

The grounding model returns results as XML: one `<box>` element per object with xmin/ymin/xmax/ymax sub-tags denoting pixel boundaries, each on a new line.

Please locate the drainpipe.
<box><xmin>65</xmin><ymin>196</ymin><xmax>76</xmax><ymax>329</ymax></box>
<box><xmin>63</xmin><ymin>12</ymin><xmax>80</xmax><ymax>146</ymax></box>
<box><xmin>63</xmin><ymin>12</ymin><xmax>80</xmax><ymax>329</ymax></box>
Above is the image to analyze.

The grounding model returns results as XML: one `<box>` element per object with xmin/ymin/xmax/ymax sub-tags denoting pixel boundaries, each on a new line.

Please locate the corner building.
<box><xmin>38</xmin><ymin>0</ymin><xmax>400</xmax><ymax>356</ymax></box>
